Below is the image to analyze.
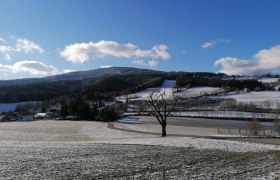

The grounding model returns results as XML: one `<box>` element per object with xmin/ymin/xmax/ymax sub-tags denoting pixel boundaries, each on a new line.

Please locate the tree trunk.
<box><xmin>161</xmin><ymin>122</ymin><xmax>167</xmax><ymax>137</ymax></box>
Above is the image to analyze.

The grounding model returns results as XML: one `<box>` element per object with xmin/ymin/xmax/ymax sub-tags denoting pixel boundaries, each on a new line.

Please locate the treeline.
<box><xmin>0</xmin><ymin>73</ymin><xmax>164</xmax><ymax>103</ymax></box>
<box><xmin>176</xmin><ymin>77</ymin><xmax>265</xmax><ymax>91</ymax></box>
<box><xmin>0</xmin><ymin>80</ymin><xmax>82</xmax><ymax>103</ymax></box>
<box><xmin>59</xmin><ymin>98</ymin><xmax>120</xmax><ymax>121</ymax></box>
<box><xmin>130</xmin><ymin>77</ymin><xmax>164</xmax><ymax>93</ymax></box>
<box><xmin>82</xmin><ymin>74</ymin><xmax>165</xmax><ymax>100</ymax></box>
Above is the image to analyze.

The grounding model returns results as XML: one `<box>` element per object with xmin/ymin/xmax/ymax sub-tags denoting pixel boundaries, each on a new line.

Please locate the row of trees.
<box><xmin>13</xmin><ymin>97</ymin><xmax>120</xmax><ymax>122</ymax></box>
<box><xmin>60</xmin><ymin>99</ymin><xmax>119</xmax><ymax>122</ymax></box>
<box><xmin>176</xmin><ymin>77</ymin><xmax>265</xmax><ymax>91</ymax></box>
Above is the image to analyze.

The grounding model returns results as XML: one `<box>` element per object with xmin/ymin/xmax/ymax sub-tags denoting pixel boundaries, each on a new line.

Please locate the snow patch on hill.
<box><xmin>116</xmin><ymin>80</ymin><xmax>176</xmax><ymax>102</ymax></box>
<box><xmin>117</xmin><ymin>80</ymin><xmax>224</xmax><ymax>102</ymax></box>
<box><xmin>258</xmin><ymin>78</ymin><xmax>279</xmax><ymax>83</ymax></box>
<box><xmin>176</xmin><ymin>87</ymin><xmax>223</xmax><ymax>98</ymax></box>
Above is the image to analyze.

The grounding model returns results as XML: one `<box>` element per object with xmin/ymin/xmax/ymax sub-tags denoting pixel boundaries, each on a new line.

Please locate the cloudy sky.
<box><xmin>1</xmin><ymin>0</ymin><xmax>280</xmax><ymax>79</ymax></box>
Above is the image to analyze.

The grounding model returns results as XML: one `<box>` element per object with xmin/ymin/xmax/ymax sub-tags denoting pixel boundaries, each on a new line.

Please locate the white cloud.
<box><xmin>151</xmin><ymin>45</ymin><xmax>170</xmax><ymax>59</ymax></box>
<box><xmin>0</xmin><ymin>38</ymin><xmax>45</xmax><ymax>60</ymax></box>
<box><xmin>0</xmin><ymin>45</ymin><xmax>13</xmax><ymax>53</ymax></box>
<box><xmin>0</xmin><ymin>61</ymin><xmax>57</xmax><ymax>75</ymax></box>
<box><xmin>100</xmin><ymin>65</ymin><xmax>112</xmax><ymax>68</ymax></box>
<box><xmin>0</xmin><ymin>64</ymin><xmax>13</xmax><ymax>72</ymax></box>
<box><xmin>60</xmin><ymin>40</ymin><xmax>170</xmax><ymax>64</ymax></box>
<box><xmin>214</xmin><ymin>45</ymin><xmax>280</xmax><ymax>75</ymax></box>
<box><xmin>202</xmin><ymin>39</ymin><xmax>231</xmax><ymax>48</ymax></box>
<box><xmin>15</xmin><ymin>38</ymin><xmax>45</xmax><ymax>54</ymax></box>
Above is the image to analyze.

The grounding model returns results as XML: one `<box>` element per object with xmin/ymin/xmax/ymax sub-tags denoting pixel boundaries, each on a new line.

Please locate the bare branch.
<box><xmin>145</xmin><ymin>88</ymin><xmax>179</xmax><ymax>137</ymax></box>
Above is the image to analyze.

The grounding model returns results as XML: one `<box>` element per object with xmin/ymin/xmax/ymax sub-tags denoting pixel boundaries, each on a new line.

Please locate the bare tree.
<box><xmin>246</xmin><ymin>118</ymin><xmax>262</xmax><ymax>136</ymax></box>
<box><xmin>147</xmin><ymin>89</ymin><xmax>179</xmax><ymax>137</ymax></box>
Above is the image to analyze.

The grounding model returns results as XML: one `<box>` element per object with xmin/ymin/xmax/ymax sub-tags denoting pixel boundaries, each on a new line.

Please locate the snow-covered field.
<box><xmin>117</xmin><ymin>80</ymin><xmax>223</xmax><ymax>101</ymax></box>
<box><xmin>103</xmin><ymin>136</ymin><xmax>280</xmax><ymax>153</ymax></box>
<box><xmin>1</xmin><ymin>141</ymin><xmax>279</xmax><ymax>179</ymax></box>
<box><xmin>175</xmin><ymin>86</ymin><xmax>223</xmax><ymax>98</ymax></box>
<box><xmin>116</xmin><ymin>80</ymin><xmax>176</xmax><ymax>101</ymax></box>
<box><xmin>258</xmin><ymin>77</ymin><xmax>279</xmax><ymax>83</ymax></box>
<box><xmin>218</xmin><ymin>91</ymin><xmax>280</xmax><ymax>108</ymax></box>
<box><xmin>0</xmin><ymin>120</ymin><xmax>280</xmax><ymax>179</ymax></box>
<box><xmin>0</xmin><ymin>120</ymin><xmax>279</xmax><ymax>152</ymax></box>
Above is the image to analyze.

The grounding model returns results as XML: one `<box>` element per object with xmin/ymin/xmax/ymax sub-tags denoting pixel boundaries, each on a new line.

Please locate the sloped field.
<box><xmin>0</xmin><ymin>120</ymin><xmax>280</xmax><ymax>179</ymax></box>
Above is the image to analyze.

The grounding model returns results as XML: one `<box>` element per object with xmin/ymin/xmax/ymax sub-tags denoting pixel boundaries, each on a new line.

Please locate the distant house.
<box><xmin>34</xmin><ymin>113</ymin><xmax>48</xmax><ymax>120</ymax></box>
<box><xmin>34</xmin><ymin>112</ymin><xmax>58</xmax><ymax>120</ymax></box>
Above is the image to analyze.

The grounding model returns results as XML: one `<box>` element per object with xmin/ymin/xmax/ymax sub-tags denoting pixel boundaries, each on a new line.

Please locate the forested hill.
<box><xmin>0</xmin><ymin>67</ymin><xmax>263</xmax><ymax>103</ymax></box>
<box><xmin>0</xmin><ymin>67</ymin><xmax>163</xmax><ymax>86</ymax></box>
<box><xmin>0</xmin><ymin>67</ymin><xmax>167</xmax><ymax>102</ymax></box>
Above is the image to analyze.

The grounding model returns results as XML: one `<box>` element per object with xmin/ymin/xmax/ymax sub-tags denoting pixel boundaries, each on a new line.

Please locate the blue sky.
<box><xmin>1</xmin><ymin>0</ymin><xmax>280</xmax><ymax>79</ymax></box>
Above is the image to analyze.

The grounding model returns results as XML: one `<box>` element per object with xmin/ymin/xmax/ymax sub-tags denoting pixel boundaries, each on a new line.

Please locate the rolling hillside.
<box><xmin>0</xmin><ymin>67</ymin><xmax>167</xmax><ymax>102</ymax></box>
<box><xmin>0</xmin><ymin>67</ymin><xmax>266</xmax><ymax>103</ymax></box>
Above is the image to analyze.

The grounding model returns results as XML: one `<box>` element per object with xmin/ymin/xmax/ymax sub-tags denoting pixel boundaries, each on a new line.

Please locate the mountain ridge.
<box><xmin>0</xmin><ymin>67</ymin><xmax>169</xmax><ymax>102</ymax></box>
<box><xmin>0</xmin><ymin>66</ymin><xmax>264</xmax><ymax>103</ymax></box>
<box><xmin>0</xmin><ymin>67</ymin><xmax>164</xmax><ymax>86</ymax></box>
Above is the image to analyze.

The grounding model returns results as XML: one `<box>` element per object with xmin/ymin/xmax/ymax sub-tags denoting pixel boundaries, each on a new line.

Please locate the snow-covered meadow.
<box><xmin>175</xmin><ymin>86</ymin><xmax>223</xmax><ymax>98</ymax></box>
<box><xmin>258</xmin><ymin>77</ymin><xmax>279</xmax><ymax>83</ymax></box>
<box><xmin>118</xmin><ymin>79</ymin><xmax>280</xmax><ymax>122</ymax></box>
<box><xmin>0</xmin><ymin>120</ymin><xmax>279</xmax><ymax>152</ymax></box>
<box><xmin>116</xmin><ymin>80</ymin><xmax>177</xmax><ymax>102</ymax></box>
<box><xmin>116</xmin><ymin>80</ymin><xmax>223</xmax><ymax>102</ymax></box>
<box><xmin>0</xmin><ymin>120</ymin><xmax>279</xmax><ymax>179</ymax></box>
<box><xmin>217</xmin><ymin>91</ymin><xmax>280</xmax><ymax>109</ymax></box>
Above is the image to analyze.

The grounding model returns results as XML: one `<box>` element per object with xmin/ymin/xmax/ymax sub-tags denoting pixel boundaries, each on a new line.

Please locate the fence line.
<box><xmin>217</xmin><ymin>128</ymin><xmax>280</xmax><ymax>137</ymax></box>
